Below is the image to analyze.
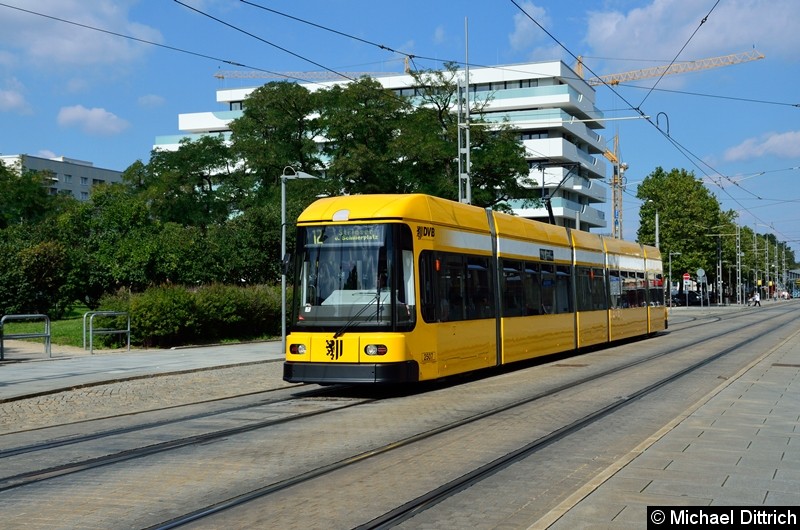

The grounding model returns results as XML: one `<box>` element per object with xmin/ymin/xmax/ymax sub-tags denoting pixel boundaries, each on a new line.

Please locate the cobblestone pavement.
<box><xmin>0</xmin><ymin>361</ymin><xmax>290</xmax><ymax>434</ymax></box>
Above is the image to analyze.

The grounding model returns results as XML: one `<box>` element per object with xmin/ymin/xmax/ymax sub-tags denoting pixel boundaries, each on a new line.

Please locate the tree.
<box><xmin>405</xmin><ymin>62</ymin><xmax>536</xmax><ymax>208</ymax></box>
<box><xmin>637</xmin><ymin>167</ymin><xmax>729</xmax><ymax>291</ymax></box>
<box><xmin>229</xmin><ymin>81</ymin><xmax>323</xmax><ymax>204</ymax></box>
<box><xmin>142</xmin><ymin>135</ymin><xmax>237</xmax><ymax>230</ymax></box>
<box><xmin>0</xmin><ymin>164</ymin><xmax>57</xmax><ymax>229</ymax></box>
<box><xmin>317</xmin><ymin>77</ymin><xmax>413</xmax><ymax>194</ymax></box>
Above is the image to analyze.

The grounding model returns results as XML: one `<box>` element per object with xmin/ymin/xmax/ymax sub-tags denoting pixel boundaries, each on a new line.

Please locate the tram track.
<box><xmin>0</xmin><ymin>385</ymin><xmax>303</xmax><ymax>457</ymax></box>
<box><xmin>360</xmin><ymin>309</ymin><xmax>789</xmax><ymax>528</ymax></box>
<box><xmin>147</xmin><ymin>305</ymin><xmax>799</xmax><ymax>529</ymax></box>
<box><xmin>0</xmin><ymin>389</ymin><xmax>377</xmax><ymax>492</ymax></box>
<box><xmin>1</xmin><ymin>304</ymin><xmax>794</xmax><ymax>528</ymax></box>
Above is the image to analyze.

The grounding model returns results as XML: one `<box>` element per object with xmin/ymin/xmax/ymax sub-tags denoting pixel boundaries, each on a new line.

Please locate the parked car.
<box><xmin>671</xmin><ymin>291</ymin><xmax>702</xmax><ymax>306</ymax></box>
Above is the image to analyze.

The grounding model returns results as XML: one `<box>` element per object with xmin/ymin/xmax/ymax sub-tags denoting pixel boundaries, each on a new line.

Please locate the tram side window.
<box><xmin>466</xmin><ymin>256</ymin><xmax>495</xmax><ymax>319</ymax></box>
<box><xmin>592</xmin><ymin>267</ymin><xmax>608</xmax><ymax>310</ymax></box>
<box><xmin>440</xmin><ymin>254</ymin><xmax>466</xmax><ymax>321</ymax></box>
<box><xmin>609</xmin><ymin>270</ymin><xmax>622</xmax><ymax>308</ymax></box>
<box><xmin>523</xmin><ymin>263</ymin><xmax>542</xmax><ymax>315</ymax></box>
<box><xmin>419</xmin><ymin>251</ymin><xmax>495</xmax><ymax>323</ymax></box>
<box><xmin>636</xmin><ymin>272</ymin><xmax>647</xmax><ymax>306</ymax></box>
<box><xmin>576</xmin><ymin>266</ymin><xmax>605</xmax><ymax>311</ymax></box>
<box><xmin>541</xmin><ymin>264</ymin><xmax>555</xmax><ymax>314</ymax></box>
<box><xmin>501</xmin><ymin>260</ymin><xmax>525</xmax><ymax>317</ymax></box>
<box><xmin>556</xmin><ymin>265</ymin><xmax>572</xmax><ymax>313</ymax></box>
<box><xmin>622</xmin><ymin>271</ymin><xmax>638</xmax><ymax>308</ymax></box>
<box><xmin>419</xmin><ymin>252</ymin><xmax>436</xmax><ymax>322</ymax></box>
<box><xmin>576</xmin><ymin>267</ymin><xmax>592</xmax><ymax>312</ymax></box>
<box><xmin>649</xmin><ymin>272</ymin><xmax>664</xmax><ymax>306</ymax></box>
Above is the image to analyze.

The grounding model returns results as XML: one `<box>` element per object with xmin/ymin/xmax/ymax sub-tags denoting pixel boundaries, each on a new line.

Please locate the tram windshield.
<box><xmin>291</xmin><ymin>224</ymin><xmax>415</xmax><ymax>331</ymax></box>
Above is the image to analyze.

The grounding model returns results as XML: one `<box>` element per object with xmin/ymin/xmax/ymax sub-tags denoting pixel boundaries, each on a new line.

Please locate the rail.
<box><xmin>83</xmin><ymin>311</ymin><xmax>130</xmax><ymax>355</ymax></box>
<box><xmin>0</xmin><ymin>314</ymin><xmax>51</xmax><ymax>360</ymax></box>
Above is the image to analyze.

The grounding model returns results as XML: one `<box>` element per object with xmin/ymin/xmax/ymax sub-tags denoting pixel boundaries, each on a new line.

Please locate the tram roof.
<box><xmin>297</xmin><ymin>194</ymin><xmax>662</xmax><ymax>263</ymax></box>
<box><xmin>297</xmin><ymin>194</ymin><xmax>492</xmax><ymax>231</ymax></box>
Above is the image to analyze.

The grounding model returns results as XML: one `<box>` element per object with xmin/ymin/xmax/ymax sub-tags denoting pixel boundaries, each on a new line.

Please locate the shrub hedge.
<box><xmin>99</xmin><ymin>283</ymin><xmax>285</xmax><ymax>348</ymax></box>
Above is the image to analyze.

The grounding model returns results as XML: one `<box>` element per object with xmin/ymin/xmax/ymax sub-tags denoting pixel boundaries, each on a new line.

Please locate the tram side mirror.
<box><xmin>282</xmin><ymin>253</ymin><xmax>293</xmax><ymax>275</ymax></box>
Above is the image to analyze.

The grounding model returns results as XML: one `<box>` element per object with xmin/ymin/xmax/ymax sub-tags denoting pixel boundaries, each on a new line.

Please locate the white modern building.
<box><xmin>155</xmin><ymin>60</ymin><xmax>608</xmax><ymax>231</ymax></box>
<box><xmin>0</xmin><ymin>154</ymin><xmax>123</xmax><ymax>201</ymax></box>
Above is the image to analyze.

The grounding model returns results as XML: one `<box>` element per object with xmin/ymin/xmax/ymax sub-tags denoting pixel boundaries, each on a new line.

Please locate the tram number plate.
<box><xmin>422</xmin><ymin>351</ymin><xmax>436</xmax><ymax>363</ymax></box>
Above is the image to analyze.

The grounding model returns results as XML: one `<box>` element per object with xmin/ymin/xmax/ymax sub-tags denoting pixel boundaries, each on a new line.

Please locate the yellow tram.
<box><xmin>283</xmin><ymin>194</ymin><xmax>666</xmax><ymax>384</ymax></box>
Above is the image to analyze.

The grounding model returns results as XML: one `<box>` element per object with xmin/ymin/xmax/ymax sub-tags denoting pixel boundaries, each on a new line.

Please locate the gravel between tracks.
<box><xmin>0</xmin><ymin>362</ymin><xmax>290</xmax><ymax>434</ymax></box>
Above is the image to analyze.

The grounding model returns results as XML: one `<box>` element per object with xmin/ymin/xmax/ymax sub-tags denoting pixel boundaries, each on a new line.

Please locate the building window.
<box><xmin>515</xmin><ymin>79</ymin><xmax>539</xmax><ymax>89</ymax></box>
<box><xmin>230</xmin><ymin>101</ymin><xmax>243</xmax><ymax>111</ymax></box>
<box><xmin>395</xmin><ymin>87</ymin><xmax>418</xmax><ymax>98</ymax></box>
<box><xmin>80</xmin><ymin>177</ymin><xmax>88</xmax><ymax>186</ymax></box>
<box><xmin>521</xmin><ymin>131</ymin><xmax>548</xmax><ymax>141</ymax></box>
<box><xmin>93</xmin><ymin>179</ymin><xmax>103</xmax><ymax>185</ymax></box>
<box><xmin>80</xmin><ymin>191</ymin><xmax>89</xmax><ymax>201</ymax></box>
<box><xmin>64</xmin><ymin>174</ymin><xmax>72</xmax><ymax>183</ymax></box>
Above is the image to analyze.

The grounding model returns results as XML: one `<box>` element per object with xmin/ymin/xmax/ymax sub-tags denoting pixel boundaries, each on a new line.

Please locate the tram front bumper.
<box><xmin>283</xmin><ymin>361</ymin><xmax>419</xmax><ymax>384</ymax></box>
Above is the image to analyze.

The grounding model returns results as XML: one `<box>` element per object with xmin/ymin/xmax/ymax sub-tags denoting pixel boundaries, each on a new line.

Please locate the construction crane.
<box><xmin>579</xmin><ymin>50</ymin><xmax>765</xmax><ymax>237</ymax></box>
<box><xmin>213</xmin><ymin>70</ymin><xmax>398</xmax><ymax>81</ymax></box>
<box><xmin>578</xmin><ymin>49</ymin><xmax>764</xmax><ymax>86</ymax></box>
<box><xmin>214</xmin><ymin>57</ymin><xmax>413</xmax><ymax>82</ymax></box>
<box><xmin>604</xmin><ymin>135</ymin><xmax>628</xmax><ymax>240</ymax></box>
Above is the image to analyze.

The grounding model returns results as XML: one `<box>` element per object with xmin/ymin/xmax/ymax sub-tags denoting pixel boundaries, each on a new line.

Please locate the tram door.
<box><xmin>422</xmin><ymin>252</ymin><xmax>496</xmax><ymax>377</ymax></box>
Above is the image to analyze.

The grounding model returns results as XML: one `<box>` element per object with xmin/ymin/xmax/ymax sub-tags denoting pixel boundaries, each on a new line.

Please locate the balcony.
<box><xmin>506</xmin><ymin>197</ymin><xmax>607</xmax><ymax>230</ymax></box>
<box><xmin>479</xmin><ymin>84</ymin><xmax>602</xmax><ymax>122</ymax></box>
<box><xmin>566</xmin><ymin>175</ymin><xmax>606</xmax><ymax>204</ymax></box>
<box><xmin>178</xmin><ymin>110</ymin><xmax>242</xmax><ymax>133</ymax></box>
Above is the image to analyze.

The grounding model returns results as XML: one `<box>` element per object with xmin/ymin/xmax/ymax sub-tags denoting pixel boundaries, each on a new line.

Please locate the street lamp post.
<box><xmin>281</xmin><ymin>167</ymin><xmax>319</xmax><ymax>354</ymax></box>
<box><xmin>645</xmin><ymin>200</ymin><xmax>659</xmax><ymax>249</ymax></box>
<box><xmin>668</xmin><ymin>251</ymin><xmax>681</xmax><ymax>305</ymax></box>
<box><xmin>655</xmin><ymin>209</ymin><xmax>659</xmax><ymax>249</ymax></box>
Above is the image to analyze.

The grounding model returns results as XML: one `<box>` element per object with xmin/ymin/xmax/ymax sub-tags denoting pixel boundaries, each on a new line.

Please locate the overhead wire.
<box><xmin>239</xmin><ymin>0</ymin><xmax>416</xmax><ymax>64</ymax></box>
<box><xmin>507</xmin><ymin>0</ymin><xmax>793</xmax><ymax>242</ymax></box>
<box><xmin>0</xmin><ymin>1</ymin><xmax>325</xmax><ymax>84</ymax></box>
<box><xmin>173</xmin><ymin>0</ymin><xmax>357</xmax><ymax>82</ymax></box>
<box><xmin>3</xmin><ymin>0</ymin><xmax>795</xmax><ymax>247</ymax></box>
<box><xmin>635</xmin><ymin>0</ymin><xmax>721</xmax><ymax>108</ymax></box>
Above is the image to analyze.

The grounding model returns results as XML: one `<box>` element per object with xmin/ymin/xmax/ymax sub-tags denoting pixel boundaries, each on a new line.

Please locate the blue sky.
<box><xmin>1</xmin><ymin>0</ymin><xmax>799</xmax><ymax>252</ymax></box>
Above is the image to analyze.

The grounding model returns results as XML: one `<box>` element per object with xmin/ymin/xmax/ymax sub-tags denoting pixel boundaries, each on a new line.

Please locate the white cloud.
<box><xmin>138</xmin><ymin>94</ymin><xmax>165</xmax><ymax>109</ymax></box>
<box><xmin>724</xmin><ymin>131</ymin><xmax>800</xmax><ymax>161</ymax></box>
<box><xmin>36</xmin><ymin>149</ymin><xmax>58</xmax><ymax>159</ymax></box>
<box><xmin>57</xmin><ymin>104</ymin><xmax>130</xmax><ymax>135</ymax></box>
<box><xmin>0</xmin><ymin>88</ymin><xmax>26</xmax><ymax>112</ymax></box>
<box><xmin>585</xmin><ymin>0</ymin><xmax>800</xmax><ymax>73</ymax></box>
<box><xmin>0</xmin><ymin>1</ymin><xmax>162</xmax><ymax>68</ymax></box>
<box><xmin>508</xmin><ymin>2</ymin><xmax>551</xmax><ymax>52</ymax></box>
<box><xmin>0</xmin><ymin>78</ymin><xmax>30</xmax><ymax>113</ymax></box>
<box><xmin>433</xmin><ymin>25</ymin><xmax>446</xmax><ymax>45</ymax></box>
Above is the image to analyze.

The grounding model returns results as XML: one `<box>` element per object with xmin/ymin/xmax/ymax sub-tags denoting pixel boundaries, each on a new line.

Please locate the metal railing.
<box><xmin>83</xmin><ymin>311</ymin><xmax>130</xmax><ymax>355</ymax></box>
<box><xmin>0</xmin><ymin>314</ymin><xmax>51</xmax><ymax>360</ymax></box>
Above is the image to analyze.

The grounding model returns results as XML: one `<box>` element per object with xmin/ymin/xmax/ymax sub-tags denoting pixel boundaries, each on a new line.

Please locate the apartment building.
<box><xmin>155</xmin><ymin>60</ymin><xmax>608</xmax><ymax>231</ymax></box>
<box><xmin>0</xmin><ymin>154</ymin><xmax>123</xmax><ymax>201</ymax></box>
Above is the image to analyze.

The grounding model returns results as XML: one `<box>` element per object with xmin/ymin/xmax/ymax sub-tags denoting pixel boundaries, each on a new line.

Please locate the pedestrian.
<box><xmin>752</xmin><ymin>291</ymin><xmax>761</xmax><ymax>307</ymax></box>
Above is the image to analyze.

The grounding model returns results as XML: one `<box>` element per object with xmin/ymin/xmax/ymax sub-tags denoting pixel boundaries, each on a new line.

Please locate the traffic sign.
<box><xmin>683</xmin><ymin>273</ymin><xmax>691</xmax><ymax>281</ymax></box>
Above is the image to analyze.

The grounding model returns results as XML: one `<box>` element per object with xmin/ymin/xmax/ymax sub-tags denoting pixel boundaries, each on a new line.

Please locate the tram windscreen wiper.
<box><xmin>333</xmin><ymin>291</ymin><xmax>381</xmax><ymax>339</ymax></box>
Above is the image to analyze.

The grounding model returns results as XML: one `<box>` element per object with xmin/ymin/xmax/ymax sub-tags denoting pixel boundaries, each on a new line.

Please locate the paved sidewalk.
<box><xmin>541</xmin><ymin>311</ymin><xmax>800</xmax><ymax>528</ymax></box>
<box><xmin>0</xmin><ymin>340</ymin><xmax>284</xmax><ymax>402</ymax></box>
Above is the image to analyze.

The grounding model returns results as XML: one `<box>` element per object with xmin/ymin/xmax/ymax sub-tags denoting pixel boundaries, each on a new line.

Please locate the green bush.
<box><xmin>132</xmin><ymin>285</ymin><xmax>197</xmax><ymax>347</ymax></box>
<box><xmin>194</xmin><ymin>284</ymin><xmax>247</xmax><ymax>341</ymax></box>
<box><xmin>99</xmin><ymin>283</ymin><xmax>284</xmax><ymax>348</ymax></box>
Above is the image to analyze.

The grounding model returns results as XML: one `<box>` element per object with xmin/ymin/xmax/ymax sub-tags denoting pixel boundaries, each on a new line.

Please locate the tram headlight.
<box><xmin>364</xmin><ymin>344</ymin><xmax>388</xmax><ymax>356</ymax></box>
<box><xmin>289</xmin><ymin>343</ymin><xmax>306</xmax><ymax>355</ymax></box>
